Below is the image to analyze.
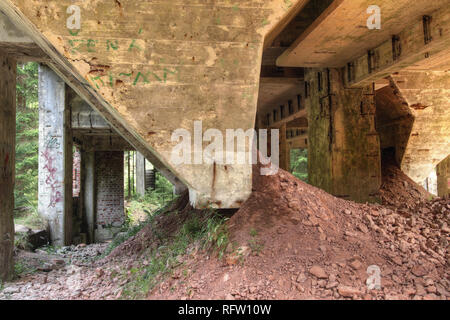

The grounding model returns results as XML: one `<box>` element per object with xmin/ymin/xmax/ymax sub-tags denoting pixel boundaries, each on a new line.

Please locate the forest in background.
<box><xmin>291</xmin><ymin>149</ymin><xmax>308</xmax><ymax>182</ymax></box>
<box><xmin>15</xmin><ymin>63</ymin><xmax>39</xmax><ymax>218</ymax></box>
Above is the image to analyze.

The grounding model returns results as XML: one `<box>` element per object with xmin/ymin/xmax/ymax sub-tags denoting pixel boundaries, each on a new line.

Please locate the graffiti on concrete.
<box><xmin>41</xmin><ymin>145</ymin><xmax>63</xmax><ymax>208</ymax></box>
<box><xmin>45</xmin><ymin>136</ymin><xmax>61</xmax><ymax>149</ymax></box>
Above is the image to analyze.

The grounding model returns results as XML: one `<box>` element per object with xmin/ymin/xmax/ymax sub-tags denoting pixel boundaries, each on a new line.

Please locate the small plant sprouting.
<box><xmin>248</xmin><ymin>227</ymin><xmax>264</xmax><ymax>255</ymax></box>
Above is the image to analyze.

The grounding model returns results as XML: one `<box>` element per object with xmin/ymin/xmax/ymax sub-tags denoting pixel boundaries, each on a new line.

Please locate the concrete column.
<box><xmin>0</xmin><ymin>54</ymin><xmax>16</xmax><ymax>281</ymax></box>
<box><xmin>135</xmin><ymin>152</ymin><xmax>146</xmax><ymax>196</ymax></box>
<box><xmin>306</xmin><ymin>68</ymin><xmax>381</xmax><ymax>203</ymax></box>
<box><xmin>436</xmin><ymin>155</ymin><xmax>450</xmax><ymax>198</ymax></box>
<box><xmin>95</xmin><ymin>151</ymin><xmax>124</xmax><ymax>242</ymax></box>
<box><xmin>145</xmin><ymin>160</ymin><xmax>156</xmax><ymax>191</ymax></box>
<box><xmin>279</xmin><ymin>123</ymin><xmax>290</xmax><ymax>171</ymax></box>
<box><xmin>82</xmin><ymin>151</ymin><xmax>95</xmax><ymax>243</ymax></box>
<box><xmin>38</xmin><ymin>65</ymin><xmax>72</xmax><ymax>246</ymax></box>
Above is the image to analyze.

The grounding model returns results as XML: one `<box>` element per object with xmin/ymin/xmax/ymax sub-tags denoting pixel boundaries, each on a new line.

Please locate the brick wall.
<box><xmin>94</xmin><ymin>151</ymin><xmax>124</xmax><ymax>241</ymax></box>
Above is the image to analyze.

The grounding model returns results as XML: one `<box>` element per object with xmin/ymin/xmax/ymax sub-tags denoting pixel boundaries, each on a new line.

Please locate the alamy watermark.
<box><xmin>366</xmin><ymin>265</ymin><xmax>382</xmax><ymax>290</ymax></box>
<box><xmin>171</xmin><ymin>121</ymin><xmax>280</xmax><ymax>175</ymax></box>
<box><xmin>367</xmin><ymin>5</ymin><xmax>381</xmax><ymax>30</ymax></box>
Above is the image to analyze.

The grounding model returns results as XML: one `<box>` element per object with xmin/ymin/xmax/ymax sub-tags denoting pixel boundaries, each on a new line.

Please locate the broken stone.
<box><xmin>358</xmin><ymin>224</ymin><xmax>369</xmax><ymax>234</ymax></box>
<box><xmin>2</xmin><ymin>287</ymin><xmax>20</xmax><ymax>294</ymax></box>
<box><xmin>338</xmin><ymin>285</ymin><xmax>361</xmax><ymax>298</ymax></box>
<box><xmin>391</xmin><ymin>256</ymin><xmax>403</xmax><ymax>266</ymax></box>
<box><xmin>296</xmin><ymin>273</ymin><xmax>307</xmax><ymax>283</ymax></box>
<box><xmin>309</xmin><ymin>265</ymin><xmax>328</xmax><ymax>279</ymax></box>
<box><xmin>326</xmin><ymin>281</ymin><xmax>339</xmax><ymax>289</ymax></box>
<box><xmin>349</xmin><ymin>259</ymin><xmax>362</xmax><ymax>270</ymax></box>
<box><xmin>415</xmin><ymin>284</ymin><xmax>426</xmax><ymax>296</ymax></box>
<box><xmin>411</xmin><ymin>265</ymin><xmax>428</xmax><ymax>277</ymax></box>
<box><xmin>426</xmin><ymin>286</ymin><xmax>437</xmax><ymax>294</ymax></box>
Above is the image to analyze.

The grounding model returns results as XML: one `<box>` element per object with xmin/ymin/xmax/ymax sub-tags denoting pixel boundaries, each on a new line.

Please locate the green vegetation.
<box><xmin>248</xmin><ymin>228</ymin><xmax>264</xmax><ymax>254</ymax></box>
<box><xmin>123</xmin><ymin>172</ymin><xmax>175</xmax><ymax>228</ymax></box>
<box><xmin>290</xmin><ymin>149</ymin><xmax>308</xmax><ymax>182</ymax></box>
<box><xmin>111</xmin><ymin>198</ymin><xmax>229</xmax><ymax>299</ymax></box>
<box><xmin>14</xmin><ymin>62</ymin><xmax>42</xmax><ymax>228</ymax></box>
<box><xmin>102</xmin><ymin>203</ymin><xmax>170</xmax><ymax>258</ymax></box>
<box><xmin>14</xmin><ymin>232</ymin><xmax>32</xmax><ymax>251</ymax></box>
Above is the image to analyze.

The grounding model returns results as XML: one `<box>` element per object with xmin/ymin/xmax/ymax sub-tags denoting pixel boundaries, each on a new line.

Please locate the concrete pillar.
<box><xmin>94</xmin><ymin>151</ymin><xmax>125</xmax><ymax>242</ymax></box>
<box><xmin>38</xmin><ymin>65</ymin><xmax>72</xmax><ymax>246</ymax></box>
<box><xmin>279</xmin><ymin>123</ymin><xmax>290</xmax><ymax>171</ymax></box>
<box><xmin>135</xmin><ymin>152</ymin><xmax>146</xmax><ymax>197</ymax></box>
<box><xmin>145</xmin><ymin>160</ymin><xmax>156</xmax><ymax>191</ymax></box>
<box><xmin>0</xmin><ymin>54</ymin><xmax>16</xmax><ymax>281</ymax></box>
<box><xmin>305</xmin><ymin>68</ymin><xmax>381</xmax><ymax>203</ymax></box>
<box><xmin>388</xmin><ymin>72</ymin><xmax>450</xmax><ymax>183</ymax></box>
<box><xmin>82</xmin><ymin>151</ymin><xmax>95</xmax><ymax>243</ymax></box>
<box><xmin>436</xmin><ymin>155</ymin><xmax>450</xmax><ymax>198</ymax></box>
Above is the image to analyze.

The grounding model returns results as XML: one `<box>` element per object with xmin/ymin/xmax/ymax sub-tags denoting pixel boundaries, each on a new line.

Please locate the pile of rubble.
<box><xmin>147</xmin><ymin>165</ymin><xmax>449</xmax><ymax>300</ymax></box>
<box><xmin>379</xmin><ymin>160</ymin><xmax>432</xmax><ymax>208</ymax></box>
<box><xmin>0</xmin><ymin>243</ymin><xmax>119</xmax><ymax>300</ymax></box>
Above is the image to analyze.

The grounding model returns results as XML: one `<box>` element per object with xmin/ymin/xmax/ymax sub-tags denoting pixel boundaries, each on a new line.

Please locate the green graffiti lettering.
<box><xmin>133</xmin><ymin>72</ymin><xmax>150</xmax><ymax>85</ymax></box>
<box><xmin>87</xmin><ymin>39</ymin><xmax>98</xmax><ymax>52</ymax></box>
<box><xmin>128</xmin><ymin>39</ymin><xmax>142</xmax><ymax>51</ymax></box>
<box><xmin>107</xmin><ymin>40</ymin><xmax>119</xmax><ymax>51</ymax></box>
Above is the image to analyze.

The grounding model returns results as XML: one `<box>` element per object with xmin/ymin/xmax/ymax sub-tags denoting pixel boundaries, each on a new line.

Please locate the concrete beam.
<box><xmin>0</xmin><ymin>10</ymin><xmax>32</xmax><ymax>43</ymax></box>
<box><xmin>70</xmin><ymin>95</ymin><xmax>111</xmax><ymax>130</ymax></box>
<box><xmin>38</xmin><ymin>65</ymin><xmax>72</xmax><ymax>246</ymax></box>
<box><xmin>0</xmin><ymin>53</ymin><xmax>16</xmax><ymax>282</ymax></box>
<box><xmin>0</xmin><ymin>11</ymin><xmax>49</xmax><ymax>62</ymax></box>
<box><xmin>345</xmin><ymin>6</ymin><xmax>450</xmax><ymax>87</ymax></box>
<box><xmin>263</xmin><ymin>0</ymin><xmax>310</xmax><ymax>49</ymax></box>
<box><xmin>76</xmin><ymin>135</ymin><xmax>134</xmax><ymax>152</ymax></box>
<box><xmin>269</xmin><ymin>109</ymin><xmax>307</xmax><ymax>129</ymax></box>
<box><xmin>287</xmin><ymin>134</ymin><xmax>308</xmax><ymax>149</ymax></box>
<box><xmin>277</xmin><ymin>0</ymin><xmax>449</xmax><ymax>68</ymax></box>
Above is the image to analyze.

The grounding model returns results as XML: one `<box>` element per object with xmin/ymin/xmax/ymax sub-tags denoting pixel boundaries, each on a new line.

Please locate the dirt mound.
<box><xmin>380</xmin><ymin>157</ymin><xmax>432</xmax><ymax>208</ymax></box>
<box><xmin>148</xmin><ymin>164</ymin><xmax>449</xmax><ymax>300</ymax></box>
<box><xmin>107</xmin><ymin>192</ymin><xmax>194</xmax><ymax>259</ymax></box>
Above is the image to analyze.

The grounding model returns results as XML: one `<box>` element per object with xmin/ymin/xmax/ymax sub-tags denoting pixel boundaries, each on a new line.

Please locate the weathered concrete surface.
<box><xmin>71</xmin><ymin>95</ymin><xmax>111</xmax><ymax>130</ymax></box>
<box><xmin>0</xmin><ymin>10</ymin><xmax>32</xmax><ymax>43</ymax></box>
<box><xmin>0</xmin><ymin>53</ymin><xmax>16</xmax><ymax>282</ymax></box>
<box><xmin>436</xmin><ymin>155</ymin><xmax>450</xmax><ymax>198</ymax></box>
<box><xmin>375</xmin><ymin>86</ymin><xmax>414</xmax><ymax>167</ymax></box>
<box><xmin>0</xmin><ymin>0</ymin><xmax>305</xmax><ymax>208</ymax></box>
<box><xmin>0</xmin><ymin>11</ymin><xmax>49</xmax><ymax>61</ymax></box>
<box><xmin>135</xmin><ymin>152</ymin><xmax>146</xmax><ymax>197</ymax></box>
<box><xmin>306</xmin><ymin>68</ymin><xmax>381</xmax><ymax>203</ymax></box>
<box><xmin>277</xmin><ymin>0</ymin><xmax>449</xmax><ymax>68</ymax></box>
<box><xmin>82</xmin><ymin>150</ymin><xmax>95</xmax><ymax>243</ymax></box>
<box><xmin>389</xmin><ymin>71</ymin><xmax>450</xmax><ymax>183</ymax></box>
<box><xmin>38</xmin><ymin>65</ymin><xmax>72</xmax><ymax>246</ymax></box>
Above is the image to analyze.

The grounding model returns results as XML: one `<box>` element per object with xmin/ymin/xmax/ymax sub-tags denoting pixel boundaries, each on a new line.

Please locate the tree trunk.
<box><xmin>0</xmin><ymin>55</ymin><xmax>16</xmax><ymax>282</ymax></box>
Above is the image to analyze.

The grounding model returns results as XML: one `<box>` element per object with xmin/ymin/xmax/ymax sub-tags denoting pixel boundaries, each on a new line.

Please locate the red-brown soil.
<box><xmin>380</xmin><ymin>159</ymin><xmax>432</xmax><ymax>208</ymax></box>
<box><xmin>146</xmin><ymin>164</ymin><xmax>449</xmax><ymax>300</ymax></box>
